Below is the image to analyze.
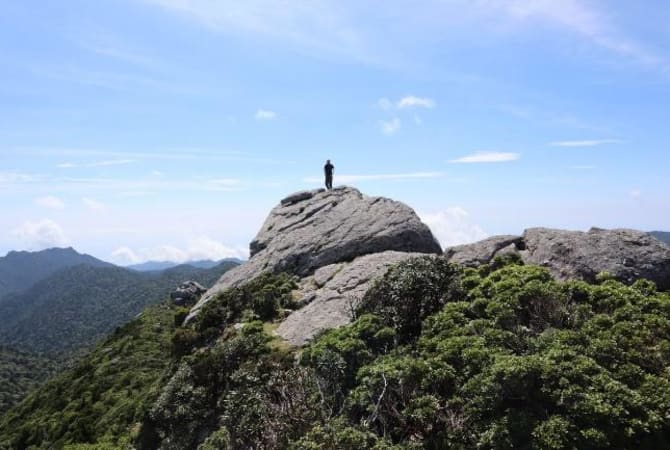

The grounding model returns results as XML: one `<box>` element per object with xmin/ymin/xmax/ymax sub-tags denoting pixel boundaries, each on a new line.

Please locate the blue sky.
<box><xmin>1</xmin><ymin>0</ymin><xmax>669</xmax><ymax>264</ymax></box>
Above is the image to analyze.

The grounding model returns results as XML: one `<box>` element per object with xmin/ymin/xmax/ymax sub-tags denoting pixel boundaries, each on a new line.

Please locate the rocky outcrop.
<box><xmin>276</xmin><ymin>251</ymin><xmax>430</xmax><ymax>346</ymax></box>
<box><xmin>445</xmin><ymin>227</ymin><xmax>670</xmax><ymax>289</ymax></box>
<box><xmin>171</xmin><ymin>281</ymin><xmax>206</xmax><ymax>306</ymax></box>
<box><xmin>444</xmin><ymin>235</ymin><xmax>522</xmax><ymax>266</ymax></box>
<box><xmin>187</xmin><ymin>186</ymin><xmax>442</xmax><ymax>322</ymax></box>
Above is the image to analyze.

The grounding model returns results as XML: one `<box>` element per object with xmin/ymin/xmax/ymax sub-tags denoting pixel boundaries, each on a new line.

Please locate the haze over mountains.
<box><xmin>127</xmin><ymin>258</ymin><xmax>244</xmax><ymax>272</ymax></box>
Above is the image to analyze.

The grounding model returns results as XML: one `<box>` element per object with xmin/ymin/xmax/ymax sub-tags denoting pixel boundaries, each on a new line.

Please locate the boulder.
<box><xmin>443</xmin><ymin>235</ymin><xmax>522</xmax><ymax>266</ymax></box>
<box><xmin>170</xmin><ymin>281</ymin><xmax>206</xmax><ymax>306</ymax></box>
<box><xmin>276</xmin><ymin>251</ymin><xmax>429</xmax><ymax>346</ymax></box>
<box><xmin>445</xmin><ymin>227</ymin><xmax>670</xmax><ymax>289</ymax></box>
<box><xmin>187</xmin><ymin>186</ymin><xmax>442</xmax><ymax>321</ymax></box>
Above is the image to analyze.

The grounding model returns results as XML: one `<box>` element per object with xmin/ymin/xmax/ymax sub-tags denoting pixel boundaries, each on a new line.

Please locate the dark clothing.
<box><xmin>324</xmin><ymin>163</ymin><xmax>334</xmax><ymax>190</ymax></box>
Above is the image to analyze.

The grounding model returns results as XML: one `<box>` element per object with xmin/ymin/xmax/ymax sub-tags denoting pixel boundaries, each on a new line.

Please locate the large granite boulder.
<box><xmin>276</xmin><ymin>251</ymin><xmax>430</xmax><ymax>346</ymax></box>
<box><xmin>187</xmin><ymin>186</ymin><xmax>442</xmax><ymax>321</ymax></box>
<box><xmin>445</xmin><ymin>227</ymin><xmax>670</xmax><ymax>289</ymax></box>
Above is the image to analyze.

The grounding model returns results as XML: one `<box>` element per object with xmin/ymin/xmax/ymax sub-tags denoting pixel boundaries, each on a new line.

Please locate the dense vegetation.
<box><xmin>0</xmin><ymin>247</ymin><xmax>112</xmax><ymax>299</ymax></box>
<box><xmin>0</xmin><ymin>261</ymin><xmax>237</xmax><ymax>414</ymax></box>
<box><xmin>0</xmin><ymin>347</ymin><xmax>56</xmax><ymax>414</ymax></box>
<box><xmin>3</xmin><ymin>256</ymin><xmax>670</xmax><ymax>449</ymax></box>
<box><xmin>0</xmin><ymin>302</ymin><xmax>177</xmax><ymax>448</ymax></box>
<box><xmin>0</xmin><ymin>261</ymin><xmax>238</xmax><ymax>358</ymax></box>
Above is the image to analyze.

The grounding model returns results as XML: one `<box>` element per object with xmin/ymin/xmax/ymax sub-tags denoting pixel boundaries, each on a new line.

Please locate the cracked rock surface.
<box><xmin>445</xmin><ymin>227</ymin><xmax>670</xmax><ymax>289</ymax></box>
<box><xmin>276</xmin><ymin>251</ymin><xmax>430</xmax><ymax>346</ymax></box>
<box><xmin>187</xmin><ymin>186</ymin><xmax>442</xmax><ymax>322</ymax></box>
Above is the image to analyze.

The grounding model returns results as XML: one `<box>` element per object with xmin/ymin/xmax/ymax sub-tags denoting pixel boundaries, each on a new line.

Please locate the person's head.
<box><xmin>326</xmin><ymin>159</ymin><xmax>330</xmax><ymax>164</ymax></box>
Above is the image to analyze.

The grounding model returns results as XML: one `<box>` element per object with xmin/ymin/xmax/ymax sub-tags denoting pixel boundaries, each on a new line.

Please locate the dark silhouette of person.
<box><xmin>324</xmin><ymin>159</ymin><xmax>334</xmax><ymax>190</ymax></box>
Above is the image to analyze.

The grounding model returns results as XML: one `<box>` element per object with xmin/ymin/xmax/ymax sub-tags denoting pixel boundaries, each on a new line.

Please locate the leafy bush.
<box><xmin>359</xmin><ymin>257</ymin><xmax>465</xmax><ymax>343</ymax></box>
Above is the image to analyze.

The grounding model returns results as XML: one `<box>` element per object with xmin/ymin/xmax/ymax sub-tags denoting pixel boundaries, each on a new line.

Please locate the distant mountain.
<box><xmin>0</xmin><ymin>260</ymin><xmax>238</xmax><ymax>412</ymax></box>
<box><xmin>127</xmin><ymin>257</ymin><xmax>243</xmax><ymax>272</ymax></box>
<box><xmin>0</xmin><ymin>247</ymin><xmax>113</xmax><ymax>299</ymax></box>
<box><xmin>0</xmin><ymin>260</ymin><xmax>238</xmax><ymax>359</ymax></box>
<box><xmin>650</xmin><ymin>231</ymin><xmax>670</xmax><ymax>245</ymax></box>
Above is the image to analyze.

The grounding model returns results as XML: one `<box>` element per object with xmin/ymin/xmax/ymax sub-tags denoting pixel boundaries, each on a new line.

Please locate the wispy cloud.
<box><xmin>449</xmin><ymin>152</ymin><xmax>520</xmax><ymax>163</ymax></box>
<box><xmin>397</xmin><ymin>95</ymin><xmax>436</xmax><ymax>109</ymax></box>
<box><xmin>487</xmin><ymin>0</ymin><xmax>668</xmax><ymax>72</ymax></box>
<box><xmin>140</xmin><ymin>0</ymin><xmax>373</xmax><ymax>63</ymax></box>
<box><xmin>255</xmin><ymin>109</ymin><xmax>277</xmax><ymax>120</ymax></box>
<box><xmin>82</xmin><ymin>197</ymin><xmax>106</xmax><ymax>211</ymax></box>
<box><xmin>550</xmin><ymin>139</ymin><xmax>623</xmax><ymax>147</ymax></box>
<box><xmin>379</xmin><ymin>117</ymin><xmax>401</xmax><ymax>135</ymax></box>
<box><xmin>378</xmin><ymin>96</ymin><xmax>436</xmax><ymax>110</ymax></box>
<box><xmin>0</xmin><ymin>172</ymin><xmax>38</xmax><ymax>184</ymax></box>
<box><xmin>57</xmin><ymin>159</ymin><xmax>136</xmax><ymax>168</ymax></box>
<box><xmin>303</xmin><ymin>171</ymin><xmax>442</xmax><ymax>184</ymax></box>
<box><xmin>35</xmin><ymin>195</ymin><xmax>65</xmax><ymax>210</ymax></box>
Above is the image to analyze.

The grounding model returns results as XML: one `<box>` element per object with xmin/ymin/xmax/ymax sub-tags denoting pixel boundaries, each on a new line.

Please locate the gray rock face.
<box><xmin>188</xmin><ymin>186</ymin><xmax>441</xmax><ymax>321</ymax></box>
<box><xmin>171</xmin><ymin>281</ymin><xmax>206</xmax><ymax>306</ymax></box>
<box><xmin>444</xmin><ymin>235</ymin><xmax>522</xmax><ymax>266</ymax></box>
<box><xmin>445</xmin><ymin>227</ymin><xmax>670</xmax><ymax>289</ymax></box>
<box><xmin>276</xmin><ymin>251</ymin><xmax>429</xmax><ymax>346</ymax></box>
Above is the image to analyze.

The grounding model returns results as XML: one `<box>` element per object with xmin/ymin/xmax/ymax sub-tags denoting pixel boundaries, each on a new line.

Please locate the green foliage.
<box><xmin>0</xmin><ymin>302</ymin><xmax>179</xmax><ymax>449</ymax></box>
<box><xmin>0</xmin><ymin>261</ymin><xmax>237</xmax><ymax>412</ymax></box>
<box><xmin>0</xmin><ymin>346</ymin><xmax>56</xmax><ymax>414</ymax></box>
<box><xmin>191</xmin><ymin>272</ymin><xmax>297</xmax><ymax>345</ymax></box>
<box><xmin>359</xmin><ymin>257</ymin><xmax>465</xmax><ymax>343</ymax></box>
<box><xmin>6</xmin><ymin>256</ymin><xmax>670</xmax><ymax>449</ymax></box>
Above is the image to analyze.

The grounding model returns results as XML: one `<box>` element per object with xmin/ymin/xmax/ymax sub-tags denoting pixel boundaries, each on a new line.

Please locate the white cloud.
<box><xmin>303</xmin><ymin>171</ymin><xmax>442</xmax><ymax>184</ymax></box>
<box><xmin>89</xmin><ymin>159</ymin><xmax>136</xmax><ymax>167</ymax></box>
<box><xmin>449</xmin><ymin>152</ymin><xmax>520</xmax><ymax>163</ymax></box>
<box><xmin>379</xmin><ymin>117</ymin><xmax>401</xmax><ymax>135</ymax></box>
<box><xmin>35</xmin><ymin>195</ymin><xmax>65</xmax><ymax>209</ymax></box>
<box><xmin>255</xmin><ymin>109</ymin><xmax>277</xmax><ymax>120</ymax></box>
<box><xmin>82</xmin><ymin>197</ymin><xmax>106</xmax><ymax>211</ymax></box>
<box><xmin>630</xmin><ymin>189</ymin><xmax>642</xmax><ymax>199</ymax></box>
<box><xmin>12</xmin><ymin>219</ymin><xmax>69</xmax><ymax>250</ymax></box>
<box><xmin>111</xmin><ymin>236</ymin><xmax>248</xmax><ymax>265</ymax></box>
<box><xmin>56</xmin><ymin>159</ymin><xmax>136</xmax><ymax>168</ymax></box>
<box><xmin>420</xmin><ymin>207</ymin><xmax>488</xmax><ymax>249</ymax></box>
<box><xmin>111</xmin><ymin>246</ymin><xmax>141</xmax><ymax>265</ymax></box>
<box><xmin>396</xmin><ymin>95</ymin><xmax>435</xmax><ymax>109</ymax></box>
<box><xmin>550</xmin><ymin>139</ymin><xmax>623</xmax><ymax>147</ymax></box>
<box><xmin>377</xmin><ymin>96</ymin><xmax>436</xmax><ymax>110</ymax></box>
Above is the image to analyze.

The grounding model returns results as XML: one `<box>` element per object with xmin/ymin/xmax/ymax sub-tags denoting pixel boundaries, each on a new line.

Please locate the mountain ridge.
<box><xmin>0</xmin><ymin>247</ymin><xmax>113</xmax><ymax>300</ymax></box>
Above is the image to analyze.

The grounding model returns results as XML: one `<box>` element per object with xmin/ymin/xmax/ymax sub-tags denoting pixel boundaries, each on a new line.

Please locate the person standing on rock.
<box><xmin>324</xmin><ymin>159</ymin><xmax>334</xmax><ymax>190</ymax></box>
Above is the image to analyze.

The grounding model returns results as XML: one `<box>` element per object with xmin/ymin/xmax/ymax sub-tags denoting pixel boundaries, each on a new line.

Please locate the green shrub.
<box><xmin>359</xmin><ymin>257</ymin><xmax>465</xmax><ymax>343</ymax></box>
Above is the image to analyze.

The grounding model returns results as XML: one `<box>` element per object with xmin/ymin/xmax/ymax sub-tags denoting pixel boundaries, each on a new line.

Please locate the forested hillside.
<box><xmin>3</xmin><ymin>256</ymin><xmax>669</xmax><ymax>449</ymax></box>
<box><xmin>0</xmin><ymin>261</ymin><xmax>237</xmax><ymax>414</ymax></box>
